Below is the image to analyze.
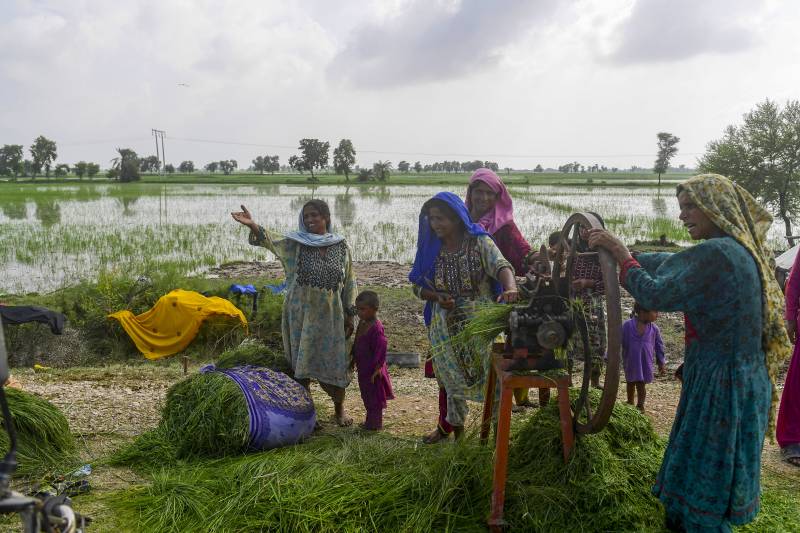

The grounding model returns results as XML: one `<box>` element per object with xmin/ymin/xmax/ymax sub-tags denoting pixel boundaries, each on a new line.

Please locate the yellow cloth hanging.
<box><xmin>108</xmin><ymin>289</ymin><xmax>248</xmax><ymax>360</ymax></box>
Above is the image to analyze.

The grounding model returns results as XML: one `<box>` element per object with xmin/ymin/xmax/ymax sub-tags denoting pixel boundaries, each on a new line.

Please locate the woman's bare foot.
<box><xmin>334</xmin><ymin>403</ymin><xmax>353</xmax><ymax>427</ymax></box>
<box><xmin>422</xmin><ymin>427</ymin><xmax>449</xmax><ymax>444</ymax></box>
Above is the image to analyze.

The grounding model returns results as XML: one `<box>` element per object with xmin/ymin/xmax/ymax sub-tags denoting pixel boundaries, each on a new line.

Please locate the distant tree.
<box><xmin>333</xmin><ymin>139</ymin><xmax>356</xmax><ymax>182</ymax></box>
<box><xmin>398</xmin><ymin>160</ymin><xmax>410</xmax><ymax>173</ymax></box>
<box><xmin>54</xmin><ymin>163</ymin><xmax>71</xmax><ymax>177</ymax></box>
<box><xmin>219</xmin><ymin>160</ymin><xmax>237</xmax><ymax>175</ymax></box>
<box><xmin>699</xmin><ymin>99</ymin><xmax>800</xmax><ymax>242</ymax></box>
<box><xmin>165</xmin><ymin>163</ymin><xmax>175</xmax><ymax>174</ymax></box>
<box><xmin>266</xmin><ymin>155</ymin><xmax>280</xmax><ymax>174</ymax></box>
<box><xmin>179</xmin><ymin>160</ymin><xmax>195</xmax><ymax>173</ymax></box>
<box><xmin>414</xmin><ymin>161</ymin><xmax>422</xmax><ymax>173</ymax></box>
<box><xmin>252</xmin><ymin>156</ymin><xmax>266</xmax><ymax>174</ymax></box>
<box><xmin>373</xmin><ymin>160</ymin><xmax>392</xmax><ymax>182</ymax></box>
<box><xmin>140</xmin><ymin>155</ymin><xmax>161</xmax><ymax>173</ymax></box>
<box><xmin>29</xmin><ymin>135</ymin><xmax>57</xmax><ymax>177</ymax></box>
<box><xmin>290</xmin><ymin>139</ymin><xmax>330</xmax><ymax>182</ymax></box>
<box><xmin>205</xmin><ymin>161</ymin><xmax>219</xmax><ymax>173</ymax></box>
<box><xmin>534</xmin><ymin>164</ymin><xmax>544</xmax><ymax>173</ymax></box>
<box><xmin>0</xmin><ymin>145</ymin><xmax>24</xmax><ymax>177</ymax></box>
<box><xmin>357</xmin><ymin>168</ymin><xmax>374</xmax><ymax>182</ymax></box>
<box><xmin>87</xmin><ymin>162</ymin><xmax>100</xmax><ymax>179</ymax></box>
<box><xmin>73</xmin><ymin>161</ymin><xmax>88</xmax><ymax>180</ymax></box>
<box><xmin>484</xmin><ymin>161</ymin><xmax>499</xmax><ymax>172</ymax></box>
<box><xmin>109</xmin><ymin>148</ymin><xmax>140</xmax><ymax>182</ymax></box>
<box><xmin>654</xmin><ymin>132</ymin><xmax>680</xmax><ymax>186</ymax></box>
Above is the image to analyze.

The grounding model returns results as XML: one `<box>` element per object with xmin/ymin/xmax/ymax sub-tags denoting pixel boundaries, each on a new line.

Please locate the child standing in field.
<box><xmin>352</xmin><ymin>291</ymin><xmax>394</xmax><ymax>430</ymax></box>
<box><xmin>622</xmin><ymin>302</ymin><xmax>666</xmax><ymax>412</ymax></box>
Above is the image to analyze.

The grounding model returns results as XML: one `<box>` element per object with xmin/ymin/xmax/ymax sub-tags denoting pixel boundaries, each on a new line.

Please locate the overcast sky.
<box><xmin>1</xmin><ymin>0</ymin><xmax>799</xmax><ymax>170</ymax></box>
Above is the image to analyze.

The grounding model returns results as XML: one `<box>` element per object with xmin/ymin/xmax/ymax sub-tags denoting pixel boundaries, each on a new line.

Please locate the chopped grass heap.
<box><xmin>0</xmin><ymin>388</ymin><xmax>77</xmax><ymax>478</ymax></box>
<box><xmin>109</xmin><ymin>389</ymin><xmax>668</xmax><ymax>532</ymax></box>
<box><xmin>505</xmin><ymin>391</ymin><xmax>665</xmax><ymax>531</ymax></box>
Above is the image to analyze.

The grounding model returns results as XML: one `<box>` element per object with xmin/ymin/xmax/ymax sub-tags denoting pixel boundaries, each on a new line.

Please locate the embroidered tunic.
<box><xmin>249</xmin><ymin>226</ymin><xmax>356</xmax><ymax>388</ymax></box>
<box><xmin>414</xmin><ymin>235</ymin><xmax>511</xmax><ymax>424</ymax></box>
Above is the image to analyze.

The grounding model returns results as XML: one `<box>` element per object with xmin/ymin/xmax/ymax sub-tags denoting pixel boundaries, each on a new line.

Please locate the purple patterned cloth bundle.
<box><xmin>200</xmin><ymin>364</ymin><xmax>316</xmax><ymax>450</ymax></box>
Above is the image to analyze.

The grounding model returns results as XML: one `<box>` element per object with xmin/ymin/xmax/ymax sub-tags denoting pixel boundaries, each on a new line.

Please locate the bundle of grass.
<box><xmin>215</xmin><ymin>338</ymin><xmax>292</xmax><ymax>376</ymax></box>
<box><xmin>0</xmin><ymin>388</ymin><xmax>77</xmax><ymax>479</ymax></box>
<box><xmin>111</xmin><ymin>372</ymin><xmax>250</xmax><ymax>464</ymax></box>
<box><xmin>448</xmin><ymin>302</ymin><xmax>512</xmax><ymax>350</ymax></box>
<box><xmin>504</xmin><ymin>390</ymin><xmax>666</xmax><ymax>531</ymax></box>
<box><xmin>108</xmin><ymin>433</ymin><xmax>494</xmax><ymax>533</ymax></box>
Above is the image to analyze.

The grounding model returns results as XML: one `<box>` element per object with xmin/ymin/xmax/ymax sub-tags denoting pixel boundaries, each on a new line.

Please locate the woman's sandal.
<box><xmin>422</xmin><ymin>427</ymin><xmax>449</xmax><ymax>444</ymax></box>
<box><xmin>782</xmin><ymin>443</ymin><xmax>800</xmax><ymax>467</ymax></box>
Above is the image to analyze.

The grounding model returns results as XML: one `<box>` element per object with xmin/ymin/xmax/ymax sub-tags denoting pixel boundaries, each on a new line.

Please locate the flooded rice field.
<box><xmin>0</xmin><ymin>183</ymin><xmax>784</xmax><ymax>293</ymax></box>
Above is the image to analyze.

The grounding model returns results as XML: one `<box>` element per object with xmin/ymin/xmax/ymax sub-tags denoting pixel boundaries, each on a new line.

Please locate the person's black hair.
<box><xmin>356</xmin><ymin>290</ymin><xmax>380</xmax><ymax>309</ymax></box>
<box><xmin>302</xmin><ymin>199</ymin><xmax>331</xmax><ymax>220</ymax></box>
<box><xmin>548</xmin><ymin>231</ymin><xmax>562</xmax><ymax>247</ymax></box>
<box><xmin>421</xmin><ymin>198</ymin><xmax>463</xmax><ymax>225</ymax></box>
<box><xmin>633</xmin><ymin>301</ymin><xmax>651</xmax><ymax>316</ymax></box>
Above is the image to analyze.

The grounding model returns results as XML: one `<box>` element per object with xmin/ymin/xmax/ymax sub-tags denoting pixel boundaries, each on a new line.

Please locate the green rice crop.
<box><xmin>0</xmin><ymin>388</ymin><xmax>78</xmax><ymax>479</ymax></box>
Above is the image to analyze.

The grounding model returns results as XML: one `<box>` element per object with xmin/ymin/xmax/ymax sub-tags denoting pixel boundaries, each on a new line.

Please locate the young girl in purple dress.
<box><xmin>352</xmin><ymin>290</ymin><xmax>394</xmax><ymax>430</ymax></box>
<box><xmin>622</xmin><ymin>302</ymin><xmax>666</xmax><ymax>411</ymax></box>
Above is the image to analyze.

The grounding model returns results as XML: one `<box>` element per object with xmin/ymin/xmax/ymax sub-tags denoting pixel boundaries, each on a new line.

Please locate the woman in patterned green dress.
<box><xmin>232</xmin><ymin>200</ymin><xmax>357</xmax><ymax>426</ymax></box>
<box><xmin>589</xmin><ymin>175</ymin><xmax>791</xmax><ymax>531</ymax></box>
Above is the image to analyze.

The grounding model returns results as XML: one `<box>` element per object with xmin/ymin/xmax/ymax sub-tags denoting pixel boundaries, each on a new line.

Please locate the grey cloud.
<box><xmin>327</xmin><ymin>0</ymin><xmax>558</xmax><ymax>88</ymax></box>
<box><xmin>608</xmin><ymin>0</ymin><xmax>763</xmax><ymax>65</ymax></box>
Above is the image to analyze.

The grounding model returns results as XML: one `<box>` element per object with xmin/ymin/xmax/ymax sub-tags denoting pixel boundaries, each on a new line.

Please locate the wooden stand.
<box><xmin>480</xmin><ymin>350</ymin><xmax>575</xmax><ymax>531</ymax></box>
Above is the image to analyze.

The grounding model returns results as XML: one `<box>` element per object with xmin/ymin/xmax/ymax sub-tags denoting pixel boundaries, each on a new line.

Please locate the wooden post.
<box><xmin>488</xmin><ymin>385</ymin><xmax>514</xmax><ymax>529</ymax></box>
<box><xmin>182</xmin><ymin>355</ymin><xmax>189</xmax><ymax>375</ymax></box>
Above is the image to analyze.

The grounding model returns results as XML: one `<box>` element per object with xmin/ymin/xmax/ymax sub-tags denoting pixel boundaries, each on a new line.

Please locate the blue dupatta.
<box><xmin>408</xmin><ymin>192</ymin><xmax>498</xmax><ymax>325</ymax></box>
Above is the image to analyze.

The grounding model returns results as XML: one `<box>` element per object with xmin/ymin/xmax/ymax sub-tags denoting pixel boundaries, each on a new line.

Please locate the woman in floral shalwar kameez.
<box><xmin>232</xmin><ymin>200</ymin><xmax>357</xmax><ymax>426</ymax></box>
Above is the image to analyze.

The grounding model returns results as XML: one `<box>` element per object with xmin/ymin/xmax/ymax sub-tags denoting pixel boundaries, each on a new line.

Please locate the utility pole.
<box><xmin>151</xmin><ymin>129</ymin><xmax>166</xmax><ymax>175</ymax></box>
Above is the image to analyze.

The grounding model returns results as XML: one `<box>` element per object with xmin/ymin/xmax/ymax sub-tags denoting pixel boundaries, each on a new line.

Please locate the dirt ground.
<box><xmin>7</xmin><ymin>260</ymin><xmax>800</xmax><ymax>528</ymax></box>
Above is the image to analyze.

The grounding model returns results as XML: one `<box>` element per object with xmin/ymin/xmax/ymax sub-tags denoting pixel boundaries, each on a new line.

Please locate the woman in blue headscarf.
<box><xmin>410</xmin><ymin>192</ymin><xmax>518</xmax><ymax>442</ymax></box>
<box><xmin>232</xmin><ymin>199</ymin><xmax>357</xmax><ymax>426</ymax></box>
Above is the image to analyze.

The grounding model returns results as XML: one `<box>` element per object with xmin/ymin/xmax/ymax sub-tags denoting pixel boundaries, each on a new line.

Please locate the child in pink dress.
<box><xmin>353</xmin><ymin>291</ymin><xmax>394</xmax><ymax>430</ymax></box>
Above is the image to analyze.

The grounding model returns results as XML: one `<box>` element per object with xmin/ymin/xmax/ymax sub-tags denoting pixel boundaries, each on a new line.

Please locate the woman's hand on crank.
<box><xmin>344</xmin><ymin>316</ymin><xmax>354</xmax><ymax>338</ymax></box>
<box><xmin>437</xmin><ymin>293</ymin><xmax>456</xmax><ymax>310</ymax></box>
<box><xmin>587</xmin><ymin>228</ymin><xmax>632</xmax><ymax>264</ymax></box>
<box><xmin>231</xmin><ymin>205</ymin><xmax>257</xmax><ymax>230</ymax></box>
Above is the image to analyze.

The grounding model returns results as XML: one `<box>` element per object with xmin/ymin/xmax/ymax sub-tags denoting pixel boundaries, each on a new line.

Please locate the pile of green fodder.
<box><xmin>108</xmin><ymin>390</ymin><xmax>667</xmax><ymax>532</ymax></box>
<box><xmin>0</xmin><ymin>388</ymin><xmax>78</xmax><ymax>479</ymax></box>
<box><xmin>108</xmin><ymin>433</ymin><xmax>494</xmax><ymax>533</ymax></box>
<box><xmin>504</xmin><ymin>390</ymin><xmax>666</xmax><ymax>531</ymax></box>
<box><xmin>215</xmin><ymin>338</ymin><xmax>292</xmax><ymax>376</ymax></box>
<box><xmin>110</xmin><ymin>372</ymin><xmax>250</xmax><ymax>464</ymax></box>
<box><xmin>111</xmin><ymin>340</ymin><xmax>290</xmax><ymax>464</ymax></box>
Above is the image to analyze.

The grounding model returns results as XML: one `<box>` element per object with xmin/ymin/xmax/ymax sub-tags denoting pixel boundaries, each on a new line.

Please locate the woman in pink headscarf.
<box><xmin>423</xmin><ymin>168</ymin><xmax>538</xmax><ymax>444</ymax></box>
<box><xmin>466</xmin><ymin>168</ymin><xmax>532</xmax><ymax>275</ymax></box>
